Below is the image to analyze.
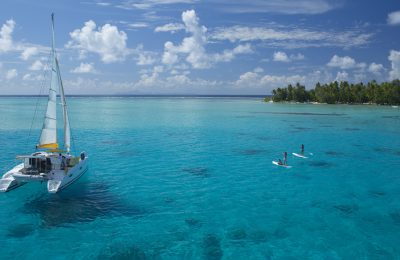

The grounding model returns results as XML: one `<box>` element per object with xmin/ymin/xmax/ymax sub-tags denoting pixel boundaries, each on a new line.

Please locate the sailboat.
<box><xmin>0</xmin><ymin>14</ymin><xmax>88</xmax><ymax>193</ymax></box>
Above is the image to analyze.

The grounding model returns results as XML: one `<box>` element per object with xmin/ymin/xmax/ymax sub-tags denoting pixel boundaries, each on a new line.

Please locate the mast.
<box><xmin>37</xmin><ymin>13</ymin><xmax>58</xmax><ymax>149</ymax></box>
<box><xmin>37</xmin><ymin>13</ymin><xmax>71</xmax><ymax>152</ymax></box>
<box><xmin>57</xmin><ymin>58</ymin><xmax>71</xmax><ymax>153</ymax></box>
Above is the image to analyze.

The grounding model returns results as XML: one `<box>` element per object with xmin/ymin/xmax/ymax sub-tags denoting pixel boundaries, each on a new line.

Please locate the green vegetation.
<box><xmin>268</xmin><ymin>80</ymin><xmax>400</xmax><ymax>105</ymax></box>
<box><xmin>263</xmin><ymin>96</ymin><xmax>271</xmax><ymax>102</ymax></box>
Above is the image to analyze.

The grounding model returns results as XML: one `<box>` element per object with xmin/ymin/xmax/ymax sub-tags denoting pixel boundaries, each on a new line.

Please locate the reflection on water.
<box><xmin>22</xmin><ymin>182</ymin><xmax>146</xmax><ymax>227</ymax></box>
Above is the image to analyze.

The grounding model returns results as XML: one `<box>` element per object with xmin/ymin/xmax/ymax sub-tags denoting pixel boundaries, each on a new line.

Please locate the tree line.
<box><xmin>266</xmin><ymin>80</ymin><xmax>400</xmax><ymax>105</ymax></box>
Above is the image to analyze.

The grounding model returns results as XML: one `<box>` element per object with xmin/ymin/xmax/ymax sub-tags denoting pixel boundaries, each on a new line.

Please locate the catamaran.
<box><xmin>0</xmin><ymin>14</ymin><xmax>88</xmax><ymax>193</ymax></box>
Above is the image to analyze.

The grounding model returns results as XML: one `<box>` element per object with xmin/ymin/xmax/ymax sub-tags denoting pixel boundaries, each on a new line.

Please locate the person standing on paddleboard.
<box><xmin>283</xmin><ymin>152</ymin><xmax>287</xmax><ymax>165</ymax></box>
<box><xmin>301</xmin><ymin>144</ymin><xmax>304</xmax><ymax>155</ymax></box>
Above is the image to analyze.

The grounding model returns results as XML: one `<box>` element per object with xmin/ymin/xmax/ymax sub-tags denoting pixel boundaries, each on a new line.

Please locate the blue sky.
<box><xmin>0</xmin><ymin>0</ymin><xmax>399</xmax><ymax>95</ymax></box>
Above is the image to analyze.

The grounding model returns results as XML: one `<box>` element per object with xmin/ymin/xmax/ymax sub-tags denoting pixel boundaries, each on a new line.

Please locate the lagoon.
<box><xmin>0</xmin><ymin>97</ymin><xmax>400</xmax><ymax>258</ymax></box>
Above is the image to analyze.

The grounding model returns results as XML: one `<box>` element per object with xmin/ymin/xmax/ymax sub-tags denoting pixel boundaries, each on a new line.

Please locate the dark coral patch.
<box><xmin>325</xmin><ymin>151</ymin><xmax>345</xmax><ymax>156</ymax></box>
<box><xmin>333</xmin><ymin>204</ymin><xmax>359</xmax><ymax>215</ymax></box>
<box><xmin>308</xmin><ymin>161</ymin><xmax>334</xmax><ymax>168</ymax></box>
<box><xmin>249</xmin><ymin>230</ymin><xmax>268</xmax><ymax>243</ymax></box>
<box><xmin>237</xmin><ymin>149</ymin><xmax>266</xmax><ymax>155</ymax></box>
<box><xmin>202</xmin><ymin>234</ymin><xmax>223</xmax><ymax>260</ymax></box>
<box><xmin>390</xmin><ymin>211</ymin><xmax>400</xmax><ymax>225</ymax></box>
<box><xmin>6</xmin><ymin>224</ymin><xmax>35</xmax><ymax>238</ymax></box>
<box><xmin>185</xmin><ymin>218</ymin><xmax>202</xmax><ymax>227</ymax></box>
<box><xmin>182</xmin><ymin>167</ymin><xmax>210</xmax><ymax>177</ymax></box>
<box><xmin>97</xmin><ymin>244</ymin><xmax>146</xmax><ymax>260</ymax></box>
<box><xmin>226</xmin><ymin>228</ymin><xmax>247</xmax><ymax>240</ymax></box>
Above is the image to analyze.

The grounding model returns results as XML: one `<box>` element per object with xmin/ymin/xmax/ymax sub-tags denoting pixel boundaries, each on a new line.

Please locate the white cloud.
<box><xmin>135</xmin><ymin>44</ymin><xmax>157</xmax><ymax>65</ymax></box>
<box><xmin>97</xmin><ymin>2</ymin><xmax>111</xmax><ymax>6</ymax></box>
<box><xmin>162</xmin><ymin>10</ymin><xmax>252</xmax><ymax>69</ymax></box>
<box><xmin>20</xmin><ymin>47</ymin><xmax>39</xmax><ymax>60</ymax></box>
<box><xmin>135</xmin><ymin>65</ymin><xmax>164</xmax><ymax>87</ymax></box>
<box><xmin>166</xmin><ymin>74</ymin><xmax>190</xmax><ymax>85</ymax></box>
<box><xmin>234</xmin><ymin>69</ymin><xmax>307</xmax><ymax>89</ymax></box>
<box><xmin>155</xmin><ymin>23</ymin><xmax>185</xmax><ymax>33</ymax></box>
<box><xmin>71</xmin><ymin>63</ymin><xmax>96</xmax><ymax>73</ymax></box>
<box><xmin>387</xmin><ymin>11</ymin><xmax>400</xmax><ymax>26</ymax></box>
<box><xmin>368</xmin><ymin>63</ymin><xmax>384</xmax><ymax>75</ymax></box>
<box><xmin>354</xmin><ymin>73</ymin><xmax>366</xmax><ymax>83</ymax></box>
<box><xmin>29</xmin><ymin>60</ymin><xmax>44</xmax><ymax>71</ymax></box>
<box><xmin>22</xmin><ymin>73</ymin><xmax>44</xmax><ymax>81</ymax></box>
<box><xmin>235</xmin><ymin>71</ymin><xmax>259</xmax><ymax>86</ymax></box>
<box><xmin>161</xmin><ymin>10</ymin><xmax>208</xmax><ymax>68</ymax></box>
<box><xmin>66</xmin><ymin>20</ymin><xmax>129</xmax><ymax>63</ymax></box>
<box><xmin>220</xmin><ymin>0</ymin><xmax>339</xmax><ymax>14</ymax></box>
<box><xmin>127</xmin><ymin>22</ymin><xmax>149</xmax><ymax>29</ymax></box>
<box><xmin>5</xmin><ymin>69</ymin><xmax>17</xmax><ymax>80</ymax></box>
<box><xmin>260</xmin><ymin>74</ymin><xmax>306</xmax><ymax>86</ymax></box>
<box><xmin>64</xmin><ymin>77</ymin><xmax>136</xmax><ymax>94</ymax></box>
<box><xmin>0</xmin><ymin>19</ymin><xmax>15</xmax><ymax>53</ymax></box>
<box><xmin>254</xmin><ymin>67</ymin><xmax>264</xmax><ymax>73</ymax></box>
<box><xmin>213</xmin><ymin>43</ymin><xmax>252</xmax><ymax>62</ymax></box>
<box><xmin>273</xmin><ymin>51</ymin><xmax>304</xmax><ymax>62</ymax></box>
<box><xmin>133</xmin><ymin>64</ymin><xmax>221</xmax><ymax>91</ymax></box>
<box><xmin>22</xmin><ymin>74</ymin><xmax>31</xmax><ymax>81</ymax></box>
<box><xmin>211</xmin><ymin>25</ymin><xmax>372</xmax><ymax>49</ymax></box>
<box><xmin>273</xmin><ymin>51</ymin><xmax>290</xmax><ymax>62</ymax></box>
<box><xmin>235</xmin><ymin>67</ymin><xmax>266</xmax><ymax>85</ymax></box>
<box><xmin>116</xmin><ymin>0</ymin><xmax>197</xmax><ymax>10</ymax></box>
<box><xmin>137</xmin><ymin>53</ymin><xmax>156</xmax><ymax>65</ymax></box>
<box><xmin>388</xmin><ymin>50</ymin><xmax>400</xmax><ymax>80</ymax></box>
<box><xmin>335</xmin><ymin>71</ymin><xmax>349</xmax><ymax>81</ymax></box>
<box><xmin>327</xmin><ymin>55</ymin><xmax>357</xmax><ymax>69</ymax></box>
<box><xmin>290</xmin><ymin>53</ymin><xmax>305</xmax><ymax>61</ymax></box>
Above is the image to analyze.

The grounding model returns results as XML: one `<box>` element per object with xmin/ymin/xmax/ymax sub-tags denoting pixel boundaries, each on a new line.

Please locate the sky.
<box><xmin>0</xmin><ymin>0</ymin><xmax>399</xmax><ymax>95</ymax></box>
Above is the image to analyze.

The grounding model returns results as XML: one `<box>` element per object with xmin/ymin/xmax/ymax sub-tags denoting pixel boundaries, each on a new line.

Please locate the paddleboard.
<box><xmin>272</xmin><ymin>161</ymin><xmax>292</xmax><ymax>168</ymax></box>
<box><xmin>292</xmin><ymin>152</ymin><xmax>308</xmax><ymax>159</ymax></box>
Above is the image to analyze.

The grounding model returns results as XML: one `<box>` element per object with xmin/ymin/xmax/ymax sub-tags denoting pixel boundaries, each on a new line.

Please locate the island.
<box><xmin>265</xmin><ymin>80</ymin><xmax>400</xmax><ymax>105</ymax></box>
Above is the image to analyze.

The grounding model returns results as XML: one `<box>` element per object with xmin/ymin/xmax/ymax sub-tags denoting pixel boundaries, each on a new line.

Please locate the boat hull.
<box><xmin>1</xmin><ymin>155</ymin><xmax>88</xmax><ymax>193</ymax></box>
<box><xmin>47</xmin><ymin>156</ymin><xmax>88</xmax><ymax>193</ymax></box>
<box><xmin>0</xmin><ymin>164</ymin><xmax>26</xmax><ymax>192</ymax></box>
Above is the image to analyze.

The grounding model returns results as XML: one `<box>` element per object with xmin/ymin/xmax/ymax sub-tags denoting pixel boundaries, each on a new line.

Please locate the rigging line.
<box><xmin>55</xmin><ymin>53</ymin><xmax>76</xmax><ymax>154</ymax></box>
<box><xmin>28</xmin><ymin>51</ymin><xmax>52</xmax><ymax>146</ymax></box>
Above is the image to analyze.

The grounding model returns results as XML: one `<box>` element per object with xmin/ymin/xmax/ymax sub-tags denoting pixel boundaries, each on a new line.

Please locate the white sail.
<box><xmin>57</xmin><ymin>58</ymin><xmax>71</xmax><ymax>152</ymax></box>
<box><xmin>38</xmin><ymin>14</ymin><xmax>58</xmax><ymax>149</ymax></box>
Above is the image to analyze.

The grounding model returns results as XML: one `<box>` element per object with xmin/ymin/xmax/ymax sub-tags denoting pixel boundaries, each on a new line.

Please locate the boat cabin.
<box><xmin>16</xmin><ymin>152</ymin><xmax>67</xmax><ymax>174</ymax></box>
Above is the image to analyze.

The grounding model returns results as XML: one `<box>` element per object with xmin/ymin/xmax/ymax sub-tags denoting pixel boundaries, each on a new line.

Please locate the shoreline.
<box><xmin>264</xmin><ymin>99</ymin><xmax>400</xmax><ymax>107</ymax></box>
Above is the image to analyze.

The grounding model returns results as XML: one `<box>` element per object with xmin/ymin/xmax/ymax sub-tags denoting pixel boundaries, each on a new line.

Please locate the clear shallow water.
<box><xmin>0</xmin><ymin>97</ymin><xmax>400</xmax><ymax>259</ymax></box>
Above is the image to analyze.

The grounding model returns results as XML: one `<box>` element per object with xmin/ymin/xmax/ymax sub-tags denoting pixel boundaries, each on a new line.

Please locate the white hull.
<box><xmin>1</xmin><ymin>155</ymin><xmax>88</xmax><ymax>193</ymax></box>
<box><xmin>0</xmin><ymin>164</ymin><xmax>26</xmax><ymax>192</ymax></box>
<box><xmin>48</xmin><ymin>158</ymin><xmax>88</xmax><ymax>193</ymax></box>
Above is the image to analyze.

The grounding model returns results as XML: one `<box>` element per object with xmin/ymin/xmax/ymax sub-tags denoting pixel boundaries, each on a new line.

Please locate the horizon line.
<box><xmin>0</xmin><ymin>94</ymin><xmax>268</xmax><ymax>98</ymax></box>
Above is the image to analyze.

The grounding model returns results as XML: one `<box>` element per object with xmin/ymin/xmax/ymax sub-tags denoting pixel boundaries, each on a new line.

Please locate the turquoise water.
<box><xmin>0</xmin><ymin>97</ymin><xmax>400</xmax><ymax>259</ymax></box>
